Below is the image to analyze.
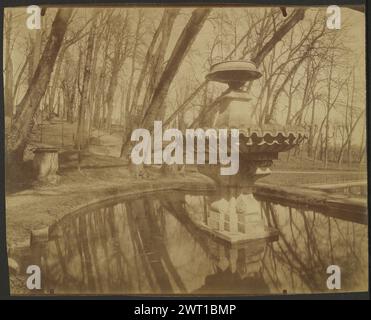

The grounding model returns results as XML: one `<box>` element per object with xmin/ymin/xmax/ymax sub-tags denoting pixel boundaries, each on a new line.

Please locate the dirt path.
<box><xmin>274</xmin><ymin>170</ymin><xmax>366</xmax><ymax>174</ymax></box>
<box><xmin>6</xmin><ymin>167</ymin><xmax>214</xmax><ymax>249</ymax></box>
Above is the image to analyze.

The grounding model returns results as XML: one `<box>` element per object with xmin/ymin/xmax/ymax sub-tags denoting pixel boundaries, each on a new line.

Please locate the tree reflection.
<box><xmin>26</xmin><ymin>189</ymin><xmax>367</xmax><ymax>295</ymax></box>
<box><xmin>260</xmin><ymin>201</ymin><xmax>368</xmax><ymax>293</ymax></box>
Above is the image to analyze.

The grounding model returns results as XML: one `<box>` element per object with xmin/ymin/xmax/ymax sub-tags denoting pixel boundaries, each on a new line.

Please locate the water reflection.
<box><xmin>27</xmin><ymin>188</ymin><xmax>368</xmax><ymax>295</ymax></box>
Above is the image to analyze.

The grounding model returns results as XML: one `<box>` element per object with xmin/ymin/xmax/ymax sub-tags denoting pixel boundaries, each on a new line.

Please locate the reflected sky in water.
<box><xmin>26</xmin><ymin>188</ymin><xmax>368</xmax><ymax>295</ymax></box>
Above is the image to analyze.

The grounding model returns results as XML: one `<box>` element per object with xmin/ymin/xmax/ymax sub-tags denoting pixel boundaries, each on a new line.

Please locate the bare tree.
<box><xmin>104</xmin><ymin>11</ymin><xmax>130</xmax><ymax>132</ymax></box>
<box><xmin>120</xmin><ymin>8</ymin><xmax>211</xmax><ymax>157</ymax></box>
<box><xmin>4</xmin><ymin>11</ymin><xmax>14</xmax><ymax>118</ymax></box>
<box><xmin>7</xmin><ymin>8</ymin><xmax>73</xmax><ymax>165</ymax></box>
<box><xmin>75</xmin><ymin>14</ymin><xmax>98</xmax><ymax>152</ymax></box>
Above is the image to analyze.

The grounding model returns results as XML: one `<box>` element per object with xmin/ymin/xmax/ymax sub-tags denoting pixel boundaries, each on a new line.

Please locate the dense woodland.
<box><xmin>3</xmin><ymin>7</ymin><xmax>366</xmax><ymax>175</ymax></box>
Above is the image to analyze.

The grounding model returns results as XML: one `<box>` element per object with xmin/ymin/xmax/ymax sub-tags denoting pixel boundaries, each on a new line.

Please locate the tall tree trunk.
<box><xmin>141</xmin><ymin>9</ymin><xmax>180</xmax><ymax>113</ymax></box>
<box><xmin>121</xmin><ymin>8</ymin><xmax>209</xmax><ymax>158</ymax></box>
<box><xmin>105</xmin><ymin>12</ymin><xmax>129</xmax><ymax>132</ymax></box>
<box><xmin>121</xmin><ymin>12</ymin><xmax>143</xmax><ymax>157</ymax></box>
<box><xmin>47</xmin><ymin>48</ymin><xmax>66</xmax><ymax>119</ymax></box>
<box><xmin>141</xmin><ymin>8</ymin><xmax>211</xmax><ymax>129</ymax></box>
<box><xmin>129</xmin><ymin>10</ymin><xmax>163</xmax><ymax>116</ymax></box>
<box><xmin>307</xmin><ymin>93</ymin><xmax>316</xmax><ymax>157</ymax></box>
<box><xmin>87</xmin><ymin>23</ymin><xmax>102</xmax><ymax>135</ymax></box>
<box><xmin>358</xmin><ymin>118</ymin><xmax>365</xmax><ymax>164</ymax></box>
<box><xmin>324</xmin><ymin>53</ymin><xmax>334</xmax><ymax>168</ymax></box>
<box><xmin>4</xmin><ymin>11</ymin><xmax>14</xmax><ymax>118</ymax></box>
<box><xmin>251</xmin><ymin>9</ymin><xmax>305</xmax><ymax>66</ymax></box>
<box><xmin>93</xmin><ymin>30</ymin><xmax>111</xmax><ymax>129</ymax></box>
<box><xmin>7</xmin><ymin>8</ymin><xmax>73</xmax><ymax>164</ymax></box>
<box><xmin>27</xmin><ymin>28</ymin><xmax>43</xmax><ymax>88</ymax></box>
<box><xmin>336</xmin><ymin>110</ymin><xmax>365</xmax><ymax>164</ymax></box>
<box><xmin>75</xmin><ymin>17</ymin><xmax>96</xmax><ymax>151</ymax></box>
<box><xmin>347</xmin><ymin>71</ymin><xmax>355</xmax><ymax>166</ymax></box>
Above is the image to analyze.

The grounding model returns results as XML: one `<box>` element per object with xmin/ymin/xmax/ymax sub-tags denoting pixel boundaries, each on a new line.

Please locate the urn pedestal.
<box><xmin>33</xmin><ymin>147</ymin><xmax>60</xmax><ymax>185</ymax></box>
<box><xmin>200</xmin><ymin>89</ymin><xmax>277</xmax><ymax>187</ymax></box>
<box><xmin>184</xmin><ymin>187</ymin><xmax>279</xmax><ymax>245</ymax></box>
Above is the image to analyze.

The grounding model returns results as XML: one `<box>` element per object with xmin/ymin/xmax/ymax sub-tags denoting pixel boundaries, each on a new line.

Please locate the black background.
<box><xmin>0</xmin><ymin>0</ymin><xmax>369</xmax><ymax>302</ymax></box>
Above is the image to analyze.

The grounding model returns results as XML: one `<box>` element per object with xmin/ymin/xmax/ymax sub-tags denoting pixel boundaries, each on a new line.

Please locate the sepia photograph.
<box><xmin>2</xmin><ymin>3</ymin><xmax>367</xmax><ymax>297</ymax></box>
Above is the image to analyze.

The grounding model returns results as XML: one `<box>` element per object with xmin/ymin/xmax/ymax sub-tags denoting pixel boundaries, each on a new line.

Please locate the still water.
<box><xmin>26</xmin><ymin>188</ymin><xmax>368</xmax><ymax>295</ymax></box>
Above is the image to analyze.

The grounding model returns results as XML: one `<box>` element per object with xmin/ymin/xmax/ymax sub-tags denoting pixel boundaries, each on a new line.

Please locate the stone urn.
<box><xmin>33</xmin><ymin>147</ymin><xmax>60</xmax><ymax>185</ymax></box>
<box><xmin>200</xmin><ymin>60</ymin><xmax>307</xmax><ymax>186</ymax></box>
